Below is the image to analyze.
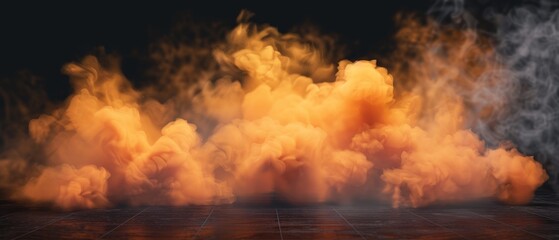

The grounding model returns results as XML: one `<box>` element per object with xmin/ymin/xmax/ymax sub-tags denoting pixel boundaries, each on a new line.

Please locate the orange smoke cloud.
<box><xmin>2</xmin><ymin>18</ymin><xmax>548</xmax><ymax>209</ymax></box>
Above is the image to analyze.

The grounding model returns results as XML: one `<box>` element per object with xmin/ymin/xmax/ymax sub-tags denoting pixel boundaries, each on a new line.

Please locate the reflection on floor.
<box><xmin>1</xmin><ymin>189</ymin><xmax>558</xmax><ymax>239</ymax></box>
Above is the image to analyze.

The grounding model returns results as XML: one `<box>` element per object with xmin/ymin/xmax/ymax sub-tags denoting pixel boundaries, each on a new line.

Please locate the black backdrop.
<box><xmin>0</xmin><ymin>1</ymin><xmax>432</xmax><ymax>101</ymax></box>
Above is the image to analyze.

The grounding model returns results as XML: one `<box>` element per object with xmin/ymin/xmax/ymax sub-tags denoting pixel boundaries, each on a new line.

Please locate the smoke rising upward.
<box><xmin>0</xmin><ymin>9</ymin><xmax>551</xmax><ymax>209</ymax></box>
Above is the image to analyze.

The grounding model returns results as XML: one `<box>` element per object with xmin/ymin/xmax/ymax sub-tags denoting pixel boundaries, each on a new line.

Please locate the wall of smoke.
<box><xmin>0</xmin><ymin>0</ymin><xmax>556</xmax><ymax>208</ymax></box>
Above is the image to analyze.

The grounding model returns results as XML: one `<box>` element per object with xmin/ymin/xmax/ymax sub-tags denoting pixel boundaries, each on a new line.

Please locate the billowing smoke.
<box><xmin>0</xmin><ymin>4</ymin><xmax>552</xmax><ymax>209</ymax></box>
<box><xmin>392</xmin><ymin>0</ymin><xmax>559</xmax><ymax>192</ymax></box>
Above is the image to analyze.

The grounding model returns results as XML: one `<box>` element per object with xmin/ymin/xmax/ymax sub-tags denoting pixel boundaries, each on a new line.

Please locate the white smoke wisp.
<box><xmin>483</xmin><ymin>1</ymin><xmax>559</xmax><ymax>192</ymax></box>
<box><xmin>410</xmin><ymin>0</ymin><xmax>559</xmax><ymax>193</ymax></box>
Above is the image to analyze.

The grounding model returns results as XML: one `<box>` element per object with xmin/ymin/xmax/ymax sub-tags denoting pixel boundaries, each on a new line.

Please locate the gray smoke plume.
<box><xmin>489</xmin><ymin>1</ymin><xmax>559</xmax><ymax>191</ymax></box>
<box><xmin>429</xmin><ymin>0</ymin><xmax>559</xmax><ymax>192</ymax></box>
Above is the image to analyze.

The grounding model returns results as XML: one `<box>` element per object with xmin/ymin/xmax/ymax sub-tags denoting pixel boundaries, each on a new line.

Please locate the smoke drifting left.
<box><xmin>0</xmin><ymin>1</ymin><xmax>552</xmax><ymax>210</ymax></box>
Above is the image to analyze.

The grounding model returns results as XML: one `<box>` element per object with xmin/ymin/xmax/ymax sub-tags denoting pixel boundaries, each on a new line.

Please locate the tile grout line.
<box><xmin>97</xmin><ymin>207</ymin><xmax>149</xmax><ymax>239</ymax></box>
<box><xmin>275</xmin><ymin>208</ymin><xmax>284</xmax><ymax>240</ymax></box>
<box><xmin>11</xmin><ymin>212</ymin><xmax>74</xmax><ymax>240</ymax></box>
<box><xmin>332</xmin><ymin>208</ymin><xmax>367</xmax><ymax>240</ymax></box>
<box><xmin>193</xmin><ymin>207</ymin><xmax>214</xmax><ymax>240</ymax></box>
<box><xmin>0</xmin><ymin>212</ymin><xmax>17</xmax><ymax>220</ymax></box>
<box><xmin>467</xmin><ymin>209</ymin><xmax>550</xmax><ymax>240</ymax></box>
<box><xmin>511</xmin><ymin>206</ymin><xmax>559</xmax><ymax>222</ymax></box>
<box><xmin>405</xmin><ymin>209</ymin><xmax>469</xmax><ymax>240</ymax></box>
<box><xmin>531</xmin><ymin>200</ymin><xmax>559</xmax><ymax>206</ymax></box>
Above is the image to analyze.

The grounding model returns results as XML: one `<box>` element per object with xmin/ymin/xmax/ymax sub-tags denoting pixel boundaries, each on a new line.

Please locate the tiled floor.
<box><xmin>1</xmin><ymin>190</ymin><xmax>558</xmax><ymax>239</ymax></box>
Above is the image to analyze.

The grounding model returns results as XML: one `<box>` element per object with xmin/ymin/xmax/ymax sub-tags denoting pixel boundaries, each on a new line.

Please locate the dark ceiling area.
<box><xmin>1</xmin><ymin>1</ymin><xmax>432</xmax><ymax>100</ymax></box>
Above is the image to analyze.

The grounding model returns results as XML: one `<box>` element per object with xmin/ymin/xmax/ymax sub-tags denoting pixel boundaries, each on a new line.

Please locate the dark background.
<box><xmin>0</xmin><ymin>1</ymin><xmax>433</xmax><ymax>101</ymax></box>
<box><xmin>1</xmin><ymin>1</ymin><xmax>531</xmax><ymax>100</ymax></box>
